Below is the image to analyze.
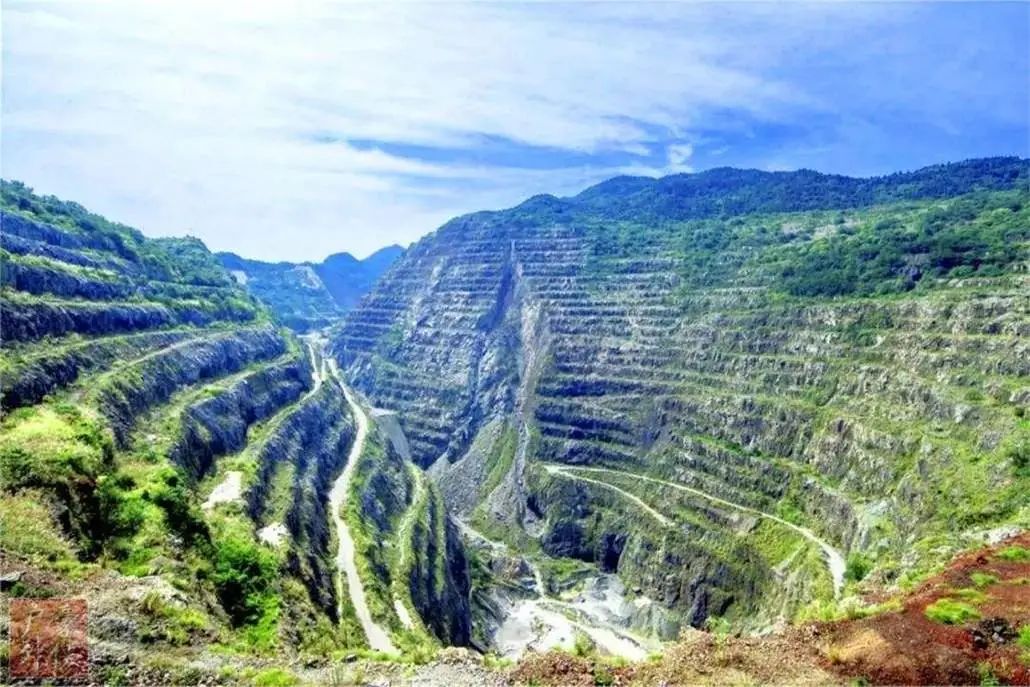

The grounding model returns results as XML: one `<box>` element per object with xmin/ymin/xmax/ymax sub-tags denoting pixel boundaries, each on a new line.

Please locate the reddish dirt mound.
<box><xmin>818</xmin><ymin>532</ymin><xmax>1030</xmax><ymax>685</ymax></box>
<box><xmin>509</xmin><ymin>534</ymin><xmax>1029</xmax><ymax>686</ymax></box>
<box><xmin>511</xmin><ymin>631</ymin><xmax>836</xmax><ymax>687</ymax></box>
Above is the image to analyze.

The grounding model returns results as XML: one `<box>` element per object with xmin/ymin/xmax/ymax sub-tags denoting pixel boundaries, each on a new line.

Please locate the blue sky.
<box><xmin>3</xmin><ymin>2</ymin><xmax>1028</xmax><ymax>261</ymax></box>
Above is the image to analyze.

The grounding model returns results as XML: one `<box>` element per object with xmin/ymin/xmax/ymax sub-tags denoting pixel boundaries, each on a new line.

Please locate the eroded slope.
<box><xmin>0</xmin><ymin>182</ymin><xmax>468</xmax><ymax>681</ymax></box>
<box><xmin>332</xmin><ymin>158</ymin><xmax>1030</xmax><ymax>642</ymax></box>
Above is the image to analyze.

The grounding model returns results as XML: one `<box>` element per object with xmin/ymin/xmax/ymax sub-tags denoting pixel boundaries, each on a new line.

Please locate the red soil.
<box><xmin>818</xmin><ymin>532</ymin><xmax>1030</xmax><ymax>685</ymax></box>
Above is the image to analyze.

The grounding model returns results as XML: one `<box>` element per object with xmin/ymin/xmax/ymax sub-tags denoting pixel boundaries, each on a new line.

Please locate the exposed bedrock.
<box><xmin>1</xmin><ymin>258</ymin><xmax>132</xmax><ymax>300</ymax></box>
<box><xmin>0</xmin><ymin>297</ymin><xmax>178</xmax><ymax>342</ymax></box>
<box><xmin>2</xmin><ymin>211</ymin><xmax>135</xmax><ymax>257</ymax></box>
<box><xmin>95</xmin><ymin>325</ymin><xmax>286</xmax><ymax>445</ymax></box>
<box><xmin>285</xmin><ymin>402</ymin><xmax>355</xmax><ymax>621</ymax></box>
<box><xmin>407</xmin><ymin>487</ymin><xmax>473</xmax><ymax>645</ymax></box>
<box><xmin>1</xmin><ymin>330</ymin><xmax>196</xmax><ymax>411</ymax></box>
<box><xmin>330</xmin><ymin>163</ymin><xmax>1029</xmax><ymax>636</ymax></box>
<box><xmin>170</xmin><ymin>354</ymin><xmax>312</xmax><ymax>480</ymax></box>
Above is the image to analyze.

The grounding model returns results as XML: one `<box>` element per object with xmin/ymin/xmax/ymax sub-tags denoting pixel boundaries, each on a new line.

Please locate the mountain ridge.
<box><xmin>331</xmin><ymin>155</ymin><xmax>1029</xmax><ymax>649</ymax></box>
<box><xmin>1</xmin><ymin>158</ymin><xmax>1027</xmax><ymax>683</ymax></box>
<box><xmin>498</xmin><ymin>156</ymin><xmax>1029</xmax><ymax>222</ymax></box>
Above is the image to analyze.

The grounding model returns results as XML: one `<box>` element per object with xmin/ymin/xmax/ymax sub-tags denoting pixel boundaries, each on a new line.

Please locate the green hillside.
<box><xmin>0</xmin><ymin>181</ymin><xmax>465</xmax><ymax>683</ymax></box>
<box><xmin>333</xmin><ymin>157</ymin><xmax>1030</xmax><ymax>637</ymax></box>
<box><xmin>1</xmin><ymin>159</ymin><xmax>1026</xmax><ymax>683</ymax></box>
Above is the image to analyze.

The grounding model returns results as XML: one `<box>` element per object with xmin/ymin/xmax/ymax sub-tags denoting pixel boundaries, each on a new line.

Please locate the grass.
<box><xmin>925</xmin><ymin>598</ymin><xmax>981</xmax><ymax>625</ymax></box>
<box><xmin>1019</xmin><ymin>624</ymin><xmax>1030</xmax><ymax>649</ymax></box>
<box><xmin>0</xmin><ymin>491</ymin><xmax>78</xmax><ymax>565</ymax></box>
<box><xmin>1018</xmin><ymin>625</ymin><xmax>1030</xmax><ymax>667</ymax></box>
<box><xmin>137</xmin><ymin>590</ymin><xmax>210</xmax><ymax>645</ymax></box>
<box><xmin>250</xmin><ymin>668</ymin><xmax>299</xmax><ymax>687</ymax></box>
<box><xmin>483</xmin><ymin>653</ymin><xmax>514</xmax><ymax>669</ymax></box>
<box><xmin>0</xmin><ymin>404</ymin><xmax>111</xmax><ymax>487</ymax></box>
<box><xmin>798</xmin><ymin>596</ymin><xmax>903</xmax><ymax>623</ymax></box>
<box><xmin>978</xmin><ymin>662</ymin><xmax>1001</xmax><ymax>687</ymax></box>
<box><xmin>326</xmin><ymin>664</ymin><xmax>366</xmax><ymax>687</ymax></box>
<box><xmin>952</xmin><ymin>587</ymin><xmax>989</xmax><ymax>604</ymax></box>
<box><xmin>970</xmin><ymin>572</ymin><xmax>1000</xmax><ymax>588</ymax></box>
<box><xmin>479</xmin><ymin>423</ymin><xmax>518</xmax><ymax>500</ymax></box>
<box><xmin>263</xmin><ymin>460</ymin><xmax>297</xmax><ymax>524</ymax></box>
<box><xmin>536</xmin><ymin>555</ymin><xmax>595</xmax><ymax>592</ymax></box>
<box><xmin>996</xmin><ymin>546</ymin><xmax>1030</xmax><ymax>562</ymax></box>
<box><xmin>390</xmin><ymin>462</ymin><xmax>431</xmax><ymax>638</ymax></box>
<box><xmin>746</xmin><ymin>517</ymin><xmax>807</xmax><ymax>568</ymax></box>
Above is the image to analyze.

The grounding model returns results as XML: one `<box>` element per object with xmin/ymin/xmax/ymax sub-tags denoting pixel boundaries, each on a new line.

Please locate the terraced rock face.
<box><xmin>219</xmin><ymin>245</ymin><xmax>404</xmax><ymax>332</ymax></box>
<box><xmin>0</xmin><ymin>182</ymin><xmax>468</xmax><ymax>673</ymax></box>
<box><xmin>332</xmin><ymin>157</ymin><xmax>1030</xmax><ymax>640</ymax></box>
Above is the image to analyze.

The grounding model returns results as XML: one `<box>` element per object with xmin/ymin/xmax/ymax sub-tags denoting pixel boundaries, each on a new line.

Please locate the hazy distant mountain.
<box><xmin>218</xmin><ymin>245</ymin><xmax>403</xmax><ymax>331</ymax></box>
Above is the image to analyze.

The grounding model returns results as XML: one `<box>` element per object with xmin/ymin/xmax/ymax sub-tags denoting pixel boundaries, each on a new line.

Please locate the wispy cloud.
<box><xmin>2</xmin><ymin>1</ymin><xmax>1027</xmax><ymax>260</ymax></box>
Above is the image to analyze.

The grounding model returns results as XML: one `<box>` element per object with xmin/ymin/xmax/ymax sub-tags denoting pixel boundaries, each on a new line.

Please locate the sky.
<box><xmin>2</xmin><ymin>2</ymin><xmax>1028</xmax><ymax>261</ymax></box>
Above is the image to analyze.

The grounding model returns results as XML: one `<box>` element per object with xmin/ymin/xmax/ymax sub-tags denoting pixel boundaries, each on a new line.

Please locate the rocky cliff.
<box><xmin>0</xmin><ymin>181</ymin><xmax>466</xmax><ymax>679</ymax></box>
<box><xmin>332</xmin><ymin>157</ymin><xmax>1030</xmax><ymax>640</ymax></box>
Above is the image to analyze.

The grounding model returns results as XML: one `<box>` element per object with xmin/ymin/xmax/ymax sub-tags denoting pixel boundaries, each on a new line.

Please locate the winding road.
<box><xmin>542</xmin><ymin>466</ymin><xmax>671</xmax><ymax>527</ymax></box>
<box><xmin>326</xmin><ymin>356</ymin><xmax>398</xmax><ymax>654</ymax></box>
<box><xmin>543</xmin><ymin>463</ymin><xmax>846</xmax><ymax>597</ymax></box>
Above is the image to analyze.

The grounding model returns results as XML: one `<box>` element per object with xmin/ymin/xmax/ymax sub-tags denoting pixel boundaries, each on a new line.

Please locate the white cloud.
<box><xmin>1</xmin><ymin>1</ymin><xmax>1025</xmax><ymax>259</ymax></box>
<box><xmin>666</xmin><ymin>144</ymin><xmax>695</xmax><ymax>173</ymax></box>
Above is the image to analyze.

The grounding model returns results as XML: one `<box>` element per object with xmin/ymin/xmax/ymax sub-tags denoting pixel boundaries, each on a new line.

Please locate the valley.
<box><xmin>1</xmin><ymin>159</ymin><xmax>1028</xmax><ymax>685</ymax></box>
<box><xmin>218</xmin><ymin>247</ymin><xmax>404</xmax><ymax>333</ymax></box>
<box><xmin>336</xmin><ymin>158</ymin><xmax>1029</xmax><ymax>642</ymax></box>
<box><xmin>326</xmin><ymin>356</ymin><xmax>397</xmax><ymax>655</ymax></box>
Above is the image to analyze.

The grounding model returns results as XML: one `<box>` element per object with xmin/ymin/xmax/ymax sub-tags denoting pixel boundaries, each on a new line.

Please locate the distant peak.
<box><xmin>322</xmin><ymin>251</ymin><xmax>359</xmax><ymax>264</ymax></box>
<box><xmin>365</xmin><ymin>244</ymin><xmax>405</xmax><ymax>259</ymax></box>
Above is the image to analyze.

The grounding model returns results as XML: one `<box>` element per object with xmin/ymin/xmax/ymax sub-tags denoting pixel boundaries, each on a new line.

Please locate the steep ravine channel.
<box><xmin>326</xmin><ymin>354</ymin><xmax>399</xmax><ymax>654</ymax></box>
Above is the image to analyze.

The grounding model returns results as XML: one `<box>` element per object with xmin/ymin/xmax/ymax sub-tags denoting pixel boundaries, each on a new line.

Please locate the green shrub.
<box><xmin>996</xmin><ymin>546</ymin><xmax>1030</xmax><ymax>562</ymax></box>
<box><xmin>845</xmin><ymin>553</ymin><xmax>873</xmax><ymax>583</ymax></box>
<box><xmin>970</xmin><ymin>572</ymin><xmax>999</xmax><ymax>588</ymax></box>
<box><xmin>1006</xmin><ymin>440</ymin><xmax>1029</xmax><ymax>476</ymax></box>
<box><xmin>147</xmin><ymin>467</ymin><xmax>209</xmax><ymax>546</ymax></box>
<box><xmin>774</xmin><ymin>499</ymin><xmax>804</xmax><ymax>525</ymax></box>
<box><xmin>572</xmin><ymin>631</ymin><xmax>595</xmax><ymax>658</ymax></box>
<box><xmin>211</xmin><ymin>532</ymin><xmax>278</xmax><ymax>627</ymax></box>
<box><xmin>593</xmin><ymin>665</ymin><xmax>615</xmax><ymax>686</ymax></box>
<box><xmin>925</xmin><ymin>598</ymin><xmax>980</xmax><ymax>625</ymax></box>
<box><xmin>95</xmin><ymin>665</ymin><xmax>130</xmax><ymax>687</ymax></box>
<box><xmin>978</xmin><ymin>662</ymin><xmax>1000</xmax><ymax>687</ymax></box>
<box><xmin>774</xmin><ymin>191</ymin><xmax>1029</xmax><ymax>297</ymax></box>
<box><xmin>251</xmin><ymin>668</ymin><xmax>298</xmax><ymax>687</ymax></box>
